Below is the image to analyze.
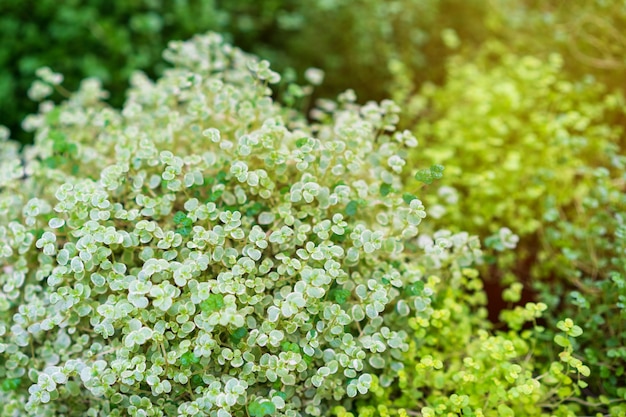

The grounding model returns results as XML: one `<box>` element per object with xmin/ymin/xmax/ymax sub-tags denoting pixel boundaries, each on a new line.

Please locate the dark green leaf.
<box><xmin>345</xmin><ymin>200</ymin><xmax>358</xmax><ymax>216</ymax></box>
<box><xmin>405</xmin><ymin>281</ymin><xmax>424</xmax><ymax>296</ymax></box>
<box><xmin>175</xmin><ymin>226</ymin><xmax>191</xmax><ymax>237</ymax></box>
<box><xmin>173</xmin><ymin>211</ymin><xmax>187</xmax><ymax>225</ymax></box>
<box><xmin>330</xmin><ymin>288</ymin><xmax>351</xmax><ymax>304</ymax></box>
<box><xmin>379</xmin><ymin>183</ymin><xmax>392</xmax><ymax>197</ymax></box>
<box><xmin>402</xmin><ymin>193</ymin><xmax>417</xmax><ymax>204</ymax></box>
<box><xmin>248</xmin><ymin>400</ymin><xmax>276</xmax><ymax>417</ymax></box>
<box><xmin>180</xmin><ymin>352</ymin><xmax>199</xmax><ymax>367</ymax></box>
<box><xmin>231</xmin><ymin>327</ymin><xmax>247</xmax><ymax>342</ymax></box>
<box><xmin>200</xmin><ymin>293</ymin><xmax>225</xmax><ymax>313</ymax></box>
<box><xmin>414</xmin><ymin>168</ymin><xmax>433</xmax><ymax>184</ymax></box>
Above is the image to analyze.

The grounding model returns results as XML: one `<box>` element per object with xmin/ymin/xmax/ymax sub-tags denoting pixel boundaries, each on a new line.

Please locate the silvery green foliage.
<box><xmin>0</xmin><ymin>33</ymin><xmax>478</xmax><ymax>417</ymax></box>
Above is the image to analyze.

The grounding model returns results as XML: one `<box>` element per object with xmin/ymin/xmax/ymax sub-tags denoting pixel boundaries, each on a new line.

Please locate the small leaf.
<box><xmin>1</xmin><ymin>378</ymin><xmax>21</xmax><ymax>392</ymax></box>
<box><xmin>190</xmin><ymin>375</ymin><xmax>204</xmax><ymax>387</ymax></box>
<box><xmin>404</xmin><ymin>281</ymin><xmax>424</xmax><ymax>296</ymax></box>
<box><xmin>231</xmin><ymin>327</ymin><xmax>247</xmax><ymax>342</ymax></box>
<box><xmin>216</xmin><ymin>170</ymin><xmax>228</xmax><ymax>184</ymax></box>
<box><xmin>497</xmin><ymin>404</ymin><xmax>514</xmax><ymax>417</ymax></box>
<box><xmin>579</xmin><ymin>365</ymin><xmax>591</xmax><ymax>377</ymax></box>
<box><xmin>568</xmin><ymin>325</ymin><xmax>583</xmax><ymax>337</ymax></box>
<box><xmin>379</xmin><ymin>183</ymin><xmax>392</xmax><ymax>197</ymax></box>
<box><xmin>180</xmin><ymin>352</ymin><xmax>199</xmax><ymax>367</ymax></box>
<box><xmin>173</xmin><ymin>211</ymin><xmax>187</xmax><ymax>225</ymax></box>
<box><xmin>330</xmin><ymin>289</ymin><xmax>351</xmax><ymax>304</ymax></box>
<box><xmin>175</xmin><ymin>226</ymin><xmax>192</xmax><ymax>237</ymax></box>
<box><xmin>402</xmin><ymin>193</ymin><xmax>417</xmax><ymax>204</ymax></box>
<box><xmin>208</xmin><ymin>189</ymin><xmax>224</xmax><ymax>202</ymax></box>
<box><xmin>281</xmin><ymin>341</ymin><xmax>300</xmax><ymax>353</ymax></box>
<box><xmin>248</xmin><ymin>400</ymin><xmax>276</xmax><ymax>417</ymax></box>
<box><xmin>430</xmin><ymin>164</ymin><xmax>445</xmax><ymax>174</ymax></box>
<box><xmin>246</xmin><ymin>202</ymin><xmax>265</xmax><ymax>217</ymax></box>
<box><xmin>554</xmin><ymin>334</ymin><xmax>570</xmax><ymax>348</ymax></box>
<box><xmin>414</xmin><ymin>169</ymin><xmax>433</xmax><ymax>184</ymax></box>
<box><xmin>345</xmin><ymin>200</ymin><xmax>358</xmax><ymax>216</ymax></box>
<box><xmin>200</xmin><ymin>293</ymin><xmax>225</xmax><ymax>313</ymax></box>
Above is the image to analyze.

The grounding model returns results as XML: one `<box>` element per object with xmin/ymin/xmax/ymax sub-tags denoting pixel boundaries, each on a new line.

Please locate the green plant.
<box><xmin>392</xmin><ymin>42</ymin><xmax>626</xmax><ymax>414</ymax></box>
<box><xmin>532</xmin><ymin>164</ymin><xmax>626</xmax><ymax>413</ymax></box>
<box><xmin>397</xmin><ymin>41</ymin><xmax>623</xmax><ymax>249</ymax></box>
<box><xmin>0</xmin><ymin>32</ymin><xmax>475</xmax><ymax>416</ymax></box>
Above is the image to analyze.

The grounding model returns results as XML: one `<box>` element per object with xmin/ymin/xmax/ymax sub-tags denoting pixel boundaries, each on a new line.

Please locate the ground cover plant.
<box><xmin>2</xmin><ymin>1</ymin><xmax>626</xmax><ymax>416</ymax></box>
<box><xmin>0</xmin><ymin>33</ymin><xmax>544</xmax><ymax>417</ymax></box>
<box><xmin>0</xmin><ymin>32</ymin><xmax>598</xmax><ymax>417</ymax></box>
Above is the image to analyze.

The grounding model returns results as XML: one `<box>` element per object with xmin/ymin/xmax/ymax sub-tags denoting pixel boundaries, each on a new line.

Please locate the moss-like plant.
<box><xmin>0</xmin><ymin>32</ymin><xmax>489</xmax><ymax>416</ymax></box>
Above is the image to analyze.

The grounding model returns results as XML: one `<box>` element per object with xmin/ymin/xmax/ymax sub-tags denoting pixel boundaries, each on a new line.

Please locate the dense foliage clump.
<box><xmin>0</xmin><ymin>33</ymin><xmax>491</xmax><ymax>417</ymax></box>
<box><xmin>3</xmin><ymin>1</ymin><xmax>626</xmax><ymax>415</ymax></box>
<box><xmin>0</xmin><ymin>0</ymin><xmax>296</xmax><ymax>144</ymax></box>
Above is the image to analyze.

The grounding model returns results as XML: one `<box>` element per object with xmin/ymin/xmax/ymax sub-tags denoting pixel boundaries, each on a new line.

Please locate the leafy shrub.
<box><xmin>534</xmin><ymin>164</ymin><xmax>626</xmax><ymax>411</ymax></box>
<box><xmin>350</xmin><ymin>292</ymin><xmax>591</xmax><ymax>416</ymax></box>
<box><xmin>318</xmin><ymin>236</ymin><xmax>591</xmax><ymax>417</ymax></box>
<box><xmin>392</xmin><ymin>43</ymin><xmax>626</xmax><ymax>414</ymax></box>
<box><xmin>0</xmin><ymin>32</ymin><xmax>478</xmax><ymax>417</ymax></box>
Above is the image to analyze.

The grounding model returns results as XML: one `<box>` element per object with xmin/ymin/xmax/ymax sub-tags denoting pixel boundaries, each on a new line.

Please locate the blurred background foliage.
<box><xmin>393</xmin><ymin>41</ymin><xmax>626</xmax><ymax>407</ymax></box>
<box><xmin>1</xmin><ymin>0</ymin><xmax>486</xmax><ymax>145</ymax></box>
<box><xmin>0</xmin><ymin>0</ymin><xmax>291</xmax><ymax>144</ymax></box>
<box><xmin>3</xmin><ymin>0</ymin><xmax>625</xmax><ymax>144</ymax></box>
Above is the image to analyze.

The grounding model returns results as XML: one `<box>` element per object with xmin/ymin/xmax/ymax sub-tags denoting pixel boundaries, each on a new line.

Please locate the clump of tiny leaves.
<box><xmin>0</xmin><ymin>33</ymin><xmax>459</xmax><ymax>417</ymax></box>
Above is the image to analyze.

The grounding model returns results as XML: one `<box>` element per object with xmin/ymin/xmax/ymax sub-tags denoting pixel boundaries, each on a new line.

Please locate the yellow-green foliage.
<box><xmin>4</xmin><ymin>1</ymin><xmax>626</xmax><ymax>416</ymax></box>
<box><xmin>391</xmin><ymin>42</ymin><xmax>626</xmax><ymax>414</ymax></box>
<box><xmin>401</xmin><ymin>43</ymin><xmax>624</xmax><ymax>237</ymax></box>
